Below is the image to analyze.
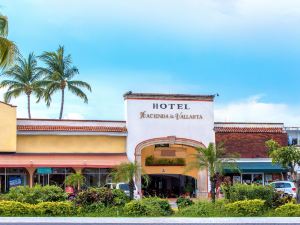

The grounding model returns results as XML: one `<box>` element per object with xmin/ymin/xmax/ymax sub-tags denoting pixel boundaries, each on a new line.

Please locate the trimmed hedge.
<box><xmin>0</xmin><ymin>201</ymin><xmax>74</xmax><ymax>216</ymax></box>
<box><xmin>123</xmin><ymin>197</ymin><xmax>173</xmax><ymax>217</ymax></box>
<box><xmin>275</xmin><ymin>203</ymin><xmax>300</xmax><ymax>217</ymax></box>
<box><xmin>0</xmin><ymin>201</ymin><xmax>33</xmax><ymax>216</ymax></box>
<box><xmin>223</xmin><ymin>184</ymin><xmax>276</xmax><ymax>207</ymax></box>
<box><xmin>225</xmin><ymin>199</ymin><xmax>266</xmax><ymax>217</ymax></box>
<box><xmin>176</xmin><ymin>200</ymin><xmax>227</xmax><ymax>217</ymax></box>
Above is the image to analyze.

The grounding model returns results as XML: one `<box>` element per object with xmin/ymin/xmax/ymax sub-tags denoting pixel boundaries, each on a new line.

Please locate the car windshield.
<box><xmin>119</xmin><ymin>183</ymin><xmax>130</xmax><ymax>191</ymax></box>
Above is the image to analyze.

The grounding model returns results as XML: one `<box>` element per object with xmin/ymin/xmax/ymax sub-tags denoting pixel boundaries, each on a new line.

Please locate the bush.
<box><xmin>34</xmin><ymin>202</ymin><xmax>75</xmax><ymax>216</ymax></box>
<box><xmin>75</xmin><ymin>187</ymin><xmax>114</xmax><ymax>206</ymax></box>
<box><xmin>0</xmin><ymin>201</ymin><xmax>33</xmax><ymax>216</ymax></box>
<box><xmin>142</xmin><ymin>197</ymin><xmax>173</xmax><ymax>216</ymax></box>
<box><xmin>124</xmin><ymin>200</ymin><xmax>150</xmax><ymax>217</ymax></box>
<box><xmin>176</xmin><ymin>197</ymin><xmax>194</xmax><ymax>210</ymax></box>
<box><xmin>123</xmin><ymin>198</ymin><xmax>173</xmax><ymax>217</ymax></box>
<box><xmin>275</xmin><ymin>203</ymin><xmax>300</xmax><ymax>217</ymax></box>
<box><xmin>225</xmin><ymin>199</ymin><xmax>266</xmax><ymax>217</ymax></box>
<box><xmin>225</xmin><ymin>184</ymin><xmax>276</xmax><ymax>207</ymax></box>
<box><xmin>111</xmin><ymin>189</ymin><xmax>129</xmax><ymax>206</ymax></box>
<box><xmin>176</xmin><ymin>200</ymin><xmax>227</xmax><ymax>217</ymax></box>
<box><xmin>0</xmin><ymin>185</ymin><xmax>67</xmax><ymax>204</ymax></box>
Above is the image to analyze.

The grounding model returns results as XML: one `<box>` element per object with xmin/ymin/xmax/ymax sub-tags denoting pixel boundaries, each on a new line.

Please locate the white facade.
<box><xmin>124</xmin><ymin>92</ymin><xmax>215</xmax><ymax>162</ymax></box>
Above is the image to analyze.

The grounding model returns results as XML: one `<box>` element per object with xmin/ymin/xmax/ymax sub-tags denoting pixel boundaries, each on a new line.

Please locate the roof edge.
<box><xmin>123</xmin><ymin>91</ymin><xmax>215</xmax><ymax>101</ymax></box>
<box><xmin>0</xmin><ymin>101</ymin><xmax>17</xmax><ymax>107</ymax></box>
<box><xmin>17</xmin><ymin>118</ymin><xmax>126</xmax><ymax>123</ymax></box>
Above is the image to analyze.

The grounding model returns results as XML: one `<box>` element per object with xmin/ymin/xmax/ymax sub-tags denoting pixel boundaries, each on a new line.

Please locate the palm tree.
<box><xmin>39</xmin><ymin>45</ymin><xmax>91</xmax><ymax>119</ymax></box>
<box><xmin>65</xmin><ymin>173</ymin><xmax>86</xmax><ymax>192</ymax></box>
<box><xmin>0</xmin><ymin>53</ymin><xmax>44</xmax><ymax>119</ymax></box>
<box><xmin>110</xmin><ymin>162</ymin><xmax>149</xmax><ymax>200</ymax></box>
<box><xmin>0</xmin><ymin>15</ymin><xmax>18</xmax><ymax>68</ymax></box>
<box><xmin>187</xmin><ymin>143</ymin><xmax>237</xmax><ymax>203</ymax></box>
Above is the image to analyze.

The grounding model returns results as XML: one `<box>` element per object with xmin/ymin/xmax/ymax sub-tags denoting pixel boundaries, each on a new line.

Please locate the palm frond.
<box><xmin>68</xmin><ymin>80</ymin><xmax>92</xmax><ymax>91</ymax></box>
<box><xmin>68</xmin><ymin>84</ymin><xmax>88</xmax><ymax>103</ymax></box>
<box><xmin>0</xmin><ymin>37</ymin><xmax>18</xmax><ymax>68</ymax></box>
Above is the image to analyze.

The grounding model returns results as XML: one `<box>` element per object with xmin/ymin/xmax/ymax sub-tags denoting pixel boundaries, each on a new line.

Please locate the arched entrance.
<box><xmin>135</xmin><ymin>136</ymin><xmax>209</xmax><ymax>197</ymax></box>
<box><xmin>143</xmin><ymin>174</ymin><xmax>197</xmax><ymax>198</ymax></box>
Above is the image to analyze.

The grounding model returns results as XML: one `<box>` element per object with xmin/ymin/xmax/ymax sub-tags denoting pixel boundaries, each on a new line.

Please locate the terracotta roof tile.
<box><xmin>214</xmin><ymin>127</ymin><xmax>284</xmax><ymax>133</ymax></box>
<box><xmin>17</xmin><ymin>125</ymin><xmax>127</xmax><ymax>133</ymax></box>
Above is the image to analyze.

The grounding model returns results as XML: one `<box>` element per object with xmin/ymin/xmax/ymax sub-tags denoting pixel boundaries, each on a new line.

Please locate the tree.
<box><xmin>0</xmin><ymin>53</ymin><xmax>44</xmax><ymax>119</ymax></box>
<box><xmin>266</xmin><ymin>139</ymin><xmax>300</xmax><ymax>181</ymax></box>
<box><xmin>0</xmin><ymin>15</ymin><xmax>18</xmax><ymax>68</ymax></box>
<box><xmin>187</xmin><ymin>143</ymin><xmax>237</xmax><ymax>203</ymax></box>
<box><xmin>65</xmin><ymin>173</ymin><xmax>86</xmax><ymax>192</ymax></box>
<box><xmin>39</xmin><ymin>45</ymin><xmax>91</xmax><ymax>119</ymax></box>
<box><xmin>110</xmin><ymin>162</ymin><xmax>149</xmax><ymax>200</ymax></box>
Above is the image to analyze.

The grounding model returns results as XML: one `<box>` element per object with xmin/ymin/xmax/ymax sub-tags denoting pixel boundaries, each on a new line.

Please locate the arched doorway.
<box><xmin>135</xmin><ymin>136</ymin><xmax>209</xmax><ymax>197</ymax></box>
<box><xmin>143</xmin><ymin>174</ymin><xmax>197</xmax><ymax>198</ymax></box>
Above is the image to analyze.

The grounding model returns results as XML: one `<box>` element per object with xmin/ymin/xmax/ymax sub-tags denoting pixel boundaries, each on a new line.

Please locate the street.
<box><xmin>1</xmin><ymin>224</ymin><xmax>300</xmax><ymax>225</ymax></box>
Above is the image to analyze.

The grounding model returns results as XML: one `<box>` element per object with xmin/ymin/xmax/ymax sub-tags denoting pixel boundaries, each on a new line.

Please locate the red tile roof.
<box><xmin>17</xmin><ymin>125</ymin><xmax>127</xmax><ymax>133</ymax></box>
<box><xmin>214</xmin><ymin>127</ymin><xmax>284</xmax><ymax>133</ymax></box>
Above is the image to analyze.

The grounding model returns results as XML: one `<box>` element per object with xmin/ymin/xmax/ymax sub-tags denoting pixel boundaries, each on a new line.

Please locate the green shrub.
<box><xmin>176</xmin><ymin>200</ymin><xmax>226</xmax><ymax>217</ymax></box>
<box><xmin>0</xmin><ymin>201</ymin><xmax>33</xmax><ymax>216</ymax></box>
<box><xmin>225</xmin><ymin>184</ymin><xmax>275</xmax><ymax>207</ymax></box>
<box><xmin>111</xmin><ymin>189</ymin><xmax>129</xmax><ymax>206</ymax></box>
<box><xmin>124</xmin><ymin>200</ymin><xmax>150</xmax><ymax>217</ymax></box>
<box><xmin>0</xmin><ymin>185</ymin><xmax>67</xmax><ymax>204</ymax></box>
<box><xmin>145</xmin><ymin>155</ymin><xmax>186</xmax><ymax>166</ymax></box>
<box><xmin>75</xmin><ymin>187</ymin><xmax>114</xmax><ymax>206</ymax></box>
<box><xmin>141</xmin><ymin>197</ymin><xmax>173</xmax><ymax>216</ymax></box>
<box><xmin>275</xmin><ymin>203</ymin><xmax>300</xmax><ymax>217</ymax></box>
<box><xmin>271</xmin><ymin>191</ymin><xmax>296</xmax><ymax>208</ymax></box>
<box><xmin>176</xmin><ymin>197</ymin><xmax>194</xmax><ymax>210</ymax></box>
<box><xmin>34</xmin><ymin>202</ymin><xmax>75</xmax><ymax>216</ymax></box>
<box><xmin>225</xmin><ymin>199</ymin><xmax>266</xmax><ymax>217</ymax></box>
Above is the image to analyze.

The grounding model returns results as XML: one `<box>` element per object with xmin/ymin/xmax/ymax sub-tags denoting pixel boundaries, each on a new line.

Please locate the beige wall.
<box><xmin>0</xmin><ymin>102</ymin><xmax>16</xmax><ymax>152</ymax></box>
<box><xmin>17</xmin><ymin>135</ymin><xmax>126</xmax><ymax>153</ymax></box>
<box><xmin>141</xmin><ymin>144</ymin><xmax>199</xmax><ymax>179</ymax></box>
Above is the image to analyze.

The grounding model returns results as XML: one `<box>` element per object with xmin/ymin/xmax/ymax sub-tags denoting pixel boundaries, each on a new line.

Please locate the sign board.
<box><xmin>9</xmin><ymin>176</ymin><xmax>22</xmax><ymax>187</ymax></box>
<box><xmin>37</xmin><ymin>167</ymin><xmax>52</xmax><ymax>174</ymax></box>
<box><xmin>125</xmin><ymin>95</ymin><xmax>215</xmax><ymax>161</ymax></box>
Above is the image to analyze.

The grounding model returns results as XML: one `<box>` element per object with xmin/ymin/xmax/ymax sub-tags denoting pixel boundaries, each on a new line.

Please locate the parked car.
<box><xmin>104</xmin><ymin>182</ymin><xmax>141</xmax><ymax>199</ymax></box>
<box><xmin>270</xmin><ymin>181</ymin><xmax>297</xmax><ymax>198</ymax></box>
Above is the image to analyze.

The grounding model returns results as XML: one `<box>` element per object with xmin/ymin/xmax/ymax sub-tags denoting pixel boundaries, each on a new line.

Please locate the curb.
<box><xmin>1</xmin><ymin>217</ymin><xmax>300</xmax><ymax>224</ymax></box>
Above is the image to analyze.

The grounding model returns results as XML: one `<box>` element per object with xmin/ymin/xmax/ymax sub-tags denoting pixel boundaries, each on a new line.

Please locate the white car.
<box><xmin>270</xmin><ymin>181</ymin><xmax>297</xmax><ymax>198</ymax></box>
<box><xmin>104</xmin><ymin>182</ymin><xmax>141</xmax><ymax>199</ymax></box>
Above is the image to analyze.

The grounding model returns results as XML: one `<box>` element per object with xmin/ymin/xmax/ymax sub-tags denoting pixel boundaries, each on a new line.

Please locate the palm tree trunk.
<box><xmin>27</xmin><ymin>94</ymin><xmax>31</xmax><ymax>119</ymax></box>
<box><xmin>129</xmin><ymin>178</ymin><xmax>134</xmax><ymax>200</ymax></box>
<box><xmin>210</xmin><ymin>176</ymin><xmax>216</xmax><ymax>203</ymax></box>
<box><xmin>59</xmin><ymin>88</ymin><xmax>65</xmax><ymax>120</ymax></box>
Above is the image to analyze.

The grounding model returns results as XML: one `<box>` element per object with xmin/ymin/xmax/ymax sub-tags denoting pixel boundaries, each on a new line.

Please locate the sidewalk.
<box><xmin>1</xmin><ymin>217</ymin><xmax>300</xmax><ymax>224</ymax></box>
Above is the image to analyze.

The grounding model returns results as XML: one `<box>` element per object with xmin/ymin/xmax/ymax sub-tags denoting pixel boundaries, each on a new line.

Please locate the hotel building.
<box><xmin>0</xmin><ymin>92</ymin><xmax>289</xmax><ymax>197</ymax></box>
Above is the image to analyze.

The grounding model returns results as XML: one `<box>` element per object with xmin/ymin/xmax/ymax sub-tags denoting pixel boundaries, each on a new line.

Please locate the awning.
<box><xmin>224</xmin><ymin>162</ymin><xmax>289</xmax><ymax>173</ymax></box>
<box><xmin>0</xmin><ymin>153</ymin><xmax>129</xmax><ymax>168</ymax></box>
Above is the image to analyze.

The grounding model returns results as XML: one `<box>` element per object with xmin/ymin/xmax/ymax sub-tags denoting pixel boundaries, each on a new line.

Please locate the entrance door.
<box><xmin>143</xmin><ymin>174</ymin><xmax>196</xmax><ymax>198</ymax></box>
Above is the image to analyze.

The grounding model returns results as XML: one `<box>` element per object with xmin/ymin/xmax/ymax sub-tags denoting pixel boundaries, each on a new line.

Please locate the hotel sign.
<box><xmin>139</xmin><ymin>103</ymin><xmax>203</xmax><ymax>120</ymax></box>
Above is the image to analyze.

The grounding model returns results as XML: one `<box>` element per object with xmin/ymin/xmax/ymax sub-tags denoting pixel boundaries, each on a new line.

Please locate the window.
<box><xmin>82</xmin><ymin>168</ymin><xmax>111</xmax><ymax>188</ymax></box>
<box><xmin>292</xmin><ymin>138</ymin><xmax>298</xmax><ymax>145</ymax></box>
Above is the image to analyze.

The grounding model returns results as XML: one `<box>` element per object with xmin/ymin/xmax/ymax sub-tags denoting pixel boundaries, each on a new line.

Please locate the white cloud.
<box><xmin>64</xmin><ymin>113</ymin><xmax>85</xmax><ymax>120</ymax></box>
<box><xmin>215</xmin><ymin>95</ymin><xmax>300</xmax><ymax>126</ymax></box>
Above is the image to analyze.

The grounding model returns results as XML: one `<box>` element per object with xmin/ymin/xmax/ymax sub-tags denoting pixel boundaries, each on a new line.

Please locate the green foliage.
<box><xmin>224</xmin><ymin>184</ymin><xmax>276</xmax><ymax>208</ymax></box>
<box><xmin>111</xmin><ymin>162</ymin><xmax>149</xmax><ymax>200</ymax></box>
<box><xmin>266</xmin><ymin>139</ymin><xmax>300</xmax><ymax>179</ymax></box>
<box><xmin>145</xmin><ymin>155</ymin><xmax>185</xmax><ymax>166</ymax></box>
<box><xmin>111</xmin><ymin>189</ymin><xmax>130</xmax><ymax>206</ymax></box>
<box><xmin>176</xmin><ymin>200</ymin><xmax>227</xmax><ymax>217</ymax></box>
<box><xmin>123</xmin><ymin>198</ymin><xmax>173</xmax><ymax>217</ymax></box>
<box><xmin>0</xmin><ymin>185</ymin><xmax>67</xmax><ymax>204</ymax></box>
<box><xmin>0</xmin><ymin>200</ymin><xmax>33</xmax><ymax>216</ymax></box>
<box><xmin>275</xmin><ymin>203</ymin><xmax>300</xmax><ymax>217</ymax></box>
<box><xmin>65</xmin><ymin>173</ymin><xmax>85</xmax><ymax>191</ymax></box>
<box><xmin>75</xmin><ymin>187</ymin><xmax>114</xmax><ymax>207</ymax></box>
<box><xmin>176</xmin><ymin>197</ymin><xmax>194</xmax><ymax>209</ymax></box>
<box><xmin>141</xmin><ymin>197</ymin><xmax>173</xmax><ymax>216</ymax></box>
<box><xmin>34</xmin><ymin>202</ymin><xmax>75</xmax><ymax>216</ymax></box>
<box><xmin>271</xmin><ymin>191</ymin><xmax>296</xmax><ymax>208</ymax></box>
<box><xmin>225</xmin><ymin>199</ymin><xmax>266</xmax><ymax>217</ymax></box>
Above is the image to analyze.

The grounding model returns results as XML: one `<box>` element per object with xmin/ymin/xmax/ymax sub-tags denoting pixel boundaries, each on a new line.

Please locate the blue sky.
<box><xmin>1</xmin><ymin>0</ymin><xmax>300</xmax><ymax>125</ymax></box>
